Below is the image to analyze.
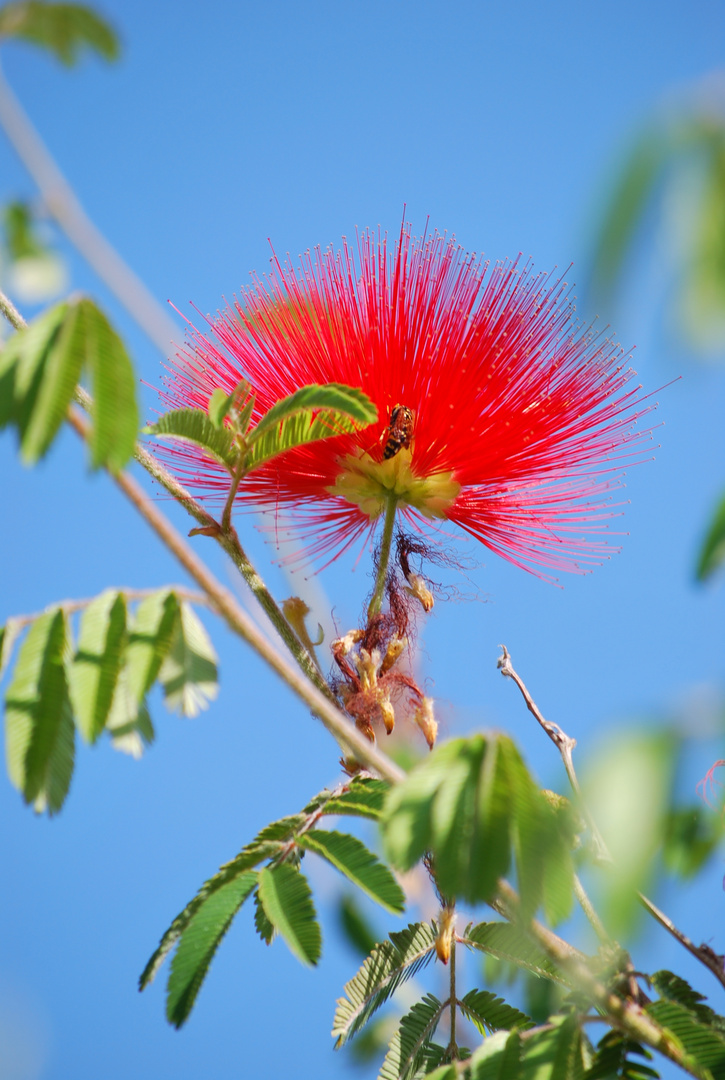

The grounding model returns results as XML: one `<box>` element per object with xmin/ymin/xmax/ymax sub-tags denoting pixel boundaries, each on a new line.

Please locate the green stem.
<box><xmin>448</xmin><ymin>934</ymin><xmax>457</xmax><ymax>1057</ymax></box>
<box><xmin>367</xmin><ymin>493</ymin><xmax>398</xmax><ymax>620</ymax></box>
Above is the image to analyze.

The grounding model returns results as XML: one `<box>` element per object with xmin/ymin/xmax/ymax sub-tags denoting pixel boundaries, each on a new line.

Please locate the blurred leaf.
<box><xmin>105</xmin><ymin>672</ymin><xmax>154</xmax><ymax>759</ymax></box>
<box><xmin>243</xmin><ymin>383</ymin><xmax>377</xmax><ymax>472</ymax></box>
<box><xmin>159</xmin><ymin>602</ymin><xmax>218</xmax><ymax>717</ymax></box>
<box><xmin>378</xmin><ymin>993</ymin><xmax>445</xmax><ymax>1080</ymax></box>
<box><xmin>346</xmin><ymin>1014</ymin><xmax>398</xmax><ymax>1065</ymax></box>
<box><xmin>0</xmin><ymin>2</ymin><xmax>119</xmax><ymax>64</ymax></box>
<box><xmin>4</xmin><ymin>607</ymin><xmax>74</xmax><ymax>813</ymax></box>
<box><xmin>3</xmin><ymin>201</ymin><xmax>42</xmax><ymax>259</ymax></box>
<box><xmin>0</xmin><ymin>300</ymin><xmax>67</xmax><ymax>433</ymax></box>
<box><xmin>322</xmin><ymin>777</ymin><xmax>389</xmax><ymax>820</ymax></box>
<box><xmin>77</xmin><ymin>299</ymin><xmax>138</xmax><ymax>472</ymax></box>
<box><xmin>166</xmin><ymin>871</ymin><xmax>257</xmax><ymax>1028</ymax></box>
<box><xmin>332</xmin><ymin>922</ymin><xmax>436</xmax><ymax>1047</ymax></box>
<box><xmin>695</xmin><ymin>493</ymin><xmax>725</xmax><ymax>582</ymax></box>
<box><xmin>144</xmin><ymin>408</ymin><xmax>236</xmax><ymax>469</ymax></box>
<box><xmin>646</xmin><ymin>999</ymin><xmax>725</xmax><ymax>1078</ymax></box>
<box><xmin>460</xmin><ymin>922</ymin><xmax>570</xmax><ymax>987</ymax></box>
<box><xmin>583</xmin><ymin>731</ymin><xmax>676</xmax><ymax>934</ymax></box>
<box><xmin>585</xmin><ymin>1031</ymin><xmax>659</xmax><ymax>1080</ymax></box>
<box><xmin>256</xmin><ymin>864</ymin><xmax>321</xmax><ymax>967</ymax></box>
<box><xmin>123</xmin><ymin>589</ymin><xmax>180</xmax><ymax>703</ymax></box>
<box><xmin>68</xmin><ymin>589</ymin><xmax>126</xmax><ymax>743</ymax></box>
<box><xmin>0</xmin><ymin>618</ymin><xmax>22</xmax><ymax>681</ymax></box>
<box><xmin>338</xmin><ymin>893</ymin><xmax>380</xmax><ymax>959</ymax></box>
<box><xmin>469</xmin><ymin>1029</ymin><xmax>521</xmax><ymax>1080</ymax></box>
<box><xmin>458</xmin><ymin>990</ymin><xmax>533</xmax><ymax>1036</ymax></box>
<box><xmin>382</xmin><ymin>734</ymin><xmax>574</xmax><ymax>918</ymax></box>
<box><xmin>652</xmin><ymin>971</ymin><xmax>725</xmax><ymax>1033</ymax></box>
<box><xmin>663</xmin><ymin>805</ymin><xmax>725</xmax><ymax>878</ymax></box>
<box><xmin>299</xmin><ymin>830</ymin><xmax>405</xmax><ymax>913</ymax></box>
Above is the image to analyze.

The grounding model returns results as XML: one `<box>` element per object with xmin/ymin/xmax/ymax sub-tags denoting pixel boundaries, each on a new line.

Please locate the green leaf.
<box><xmin>332</xmin><ymin>922</ymin><xmax>436</xmax><ymax>1047</ymax></box>
<box><xmin>104</xmin><ymin>669</ymin><xmax>155</xmax><ymax>759</ymax></box>
<box><xmin>646</xmin><ymin>1000</ymin><xmax>725</xmax><ymax>1078</ymax></box>
<box><xmin>243</xmin><ymin>382</ymin><xmax>377</xmax><ymax>472</ymax></box>
<box><xmin>458</xmin><ymin>989</ymin><xmax>534</xmax><ymax>1035</ymax></box>
<box><xmin>378</xmin><ymin>993</ymin><xmax>445</xmax><ymax>1080</ymax></box>
<box><xmin>299</xmin><ymin>829</ymin><xmax>405</xmax><ymax>913</ymax></box>
<box><xmin>166</xmin><ymin>871</ymin><xmax>257</xmax><ymax>1028</ymax></box>
<box><xmin>585</xmin><ymin>1031</ymin><xmax>659</xmax><ymax>1080</ymax></box>
<box><xmin>144</xmin><ymin>407</ymin><xmax>236</xmax><ymax>469</ymax></box>
<box><xmin>77</xmin><ymin>299</ymin><xmax>138</xmax><ymax>472</ymax></box>
<box><xmin>469</xmin><ymin>1029</ymin><xmax>521</xmax><ymax>1080</ymax></box>
<box><xmin>323</xmin><ymin>777</ymin><xmax>390</xmax><ymax>820</ymax></box>
<box><xmin>518</xmin><ymin>1015</ymin><xmax>586</xmax><ymax>1080</ymax></box>
<box><xmin>253</xmin><ymin>886</ymin><xmax>276</xmax><ymax>945</ymax></box>
<box><xmin>139</xmin><ymin>820</ymin><xmax>295</xmax><ymax>990</ymax></box>
<box><xmin>4</xmin><ymin>608</ymin><xmax>75</xmax><ymax>813</ymax></box>
<box><xmin>460</xmin><ymin>922</ymin><xmax>570</xmax><ymax>987</ymax></box>
<box><xmin>338</xmin><ymin>893</ymin><xmax>380</xmax><ymax>958</ymax></box>
<box><xmin>651</xmin><ymin>972</ymin><xmax>725</xmax><ymax>1034</ymax></box>
<box><xmin>256</xmin><ymin>864</ymin><xmax>321</xmax><ymax>967</ymax></box>
<box><xmin>382</xmin><ymin>734</ymin><xmax>573</xmax><ymax>916</ymax></box>
<box><xmin>0</xmin><ymin>301</ymin><xmax>67</xmax><ymax>432</ymax></box>
<box><xmin>18</xmin><ymin>299</ymin><xmax>83</xmax><ymax>463</ymax></box>
<box><xmin>0</xmin><ymin>2</ymin><xmax>120</xmax><ymax>64</ymax></box>
<box><xmin>123</xmin><ymin>589</ymin><xmax>180</xmax><ymax>703</ymax></box>
<box><xmin>425</xmin><ymin>1068</ymin><xmax>458</xmax><ymax>1080</ymax></box>
<box><xmin>696</xmin><ymin>493</ymin><xmax>725</xmax><ymax>582</ymax></box>
<box><xmin>663</xmin><ymin>805</ymin><xmax>725</xmax><ymax>878</ymax></box>
<box><xmin>158</xmin><ymin>602</ymin><xmax>218</xmax><ymax>718</ymax></box>
<box><xmin>68</xmin><ymin>590</ymin><xmax>126</xmax><ymax>742</ymax></box>
<box><xmin>0</xmin><ymin>619</ymin><xmax>22</xmax><ymax>682</ymax></box>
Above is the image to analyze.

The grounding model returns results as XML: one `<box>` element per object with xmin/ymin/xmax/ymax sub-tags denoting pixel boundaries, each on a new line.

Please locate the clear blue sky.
<box><xmin>1</xmin><ymin>2</ymin><xmax>724</xmax><ymax>1078</ymax></box>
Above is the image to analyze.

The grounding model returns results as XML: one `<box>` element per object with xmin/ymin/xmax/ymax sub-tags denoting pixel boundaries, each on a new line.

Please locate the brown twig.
<box><xmin>638</xmin><ymin>892</ymin><xmax>725</xmax><ymax>993</ymax></box>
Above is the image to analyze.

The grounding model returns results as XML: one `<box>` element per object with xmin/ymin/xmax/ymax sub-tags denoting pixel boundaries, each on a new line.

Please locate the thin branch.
<box><xmin>64</xmin><ymin>403</ymin><xmax>404</xmax><ymax>784</ymax></box>
<box><xmin>0</xmin><ymin>62</ymin><xmax>178</xmax><ymax>355</ymax></box>
<box><xmin>573</xmin><ymin>874</ymin><xmax>610</xmax><ymax>945</ymax></box>
<box><xmin>638</xmin><ymin>892</ymin><xmax>725</xmax><ymax>993</ymax></box>
<box><xmin>0</xmin><ymin>285</ymin><xmax>25</xmax><ymax>330</ymax></box>
<box><xmin>3</xmin><ymin>586</ymin><xmax>211</xmax><ymax>631</ymax></box>
<box><xmin>497</xmin><ymin>644</ymin><xmax>610</xmax><ymax>863</ymax></box>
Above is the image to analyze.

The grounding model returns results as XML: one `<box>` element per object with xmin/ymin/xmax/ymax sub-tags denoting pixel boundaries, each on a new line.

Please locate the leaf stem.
<box><xmin>448</xmin><ymin>933</ymin><xmax>457</xmax><ymax>1057</ymax></box>
<box><xmin>367</xmin><ymin>493</ymin><xmax>398</xmax><ymax>620</ymax></box>
<box><xmin>0</xmin><ymin>285</ymin><xmax>26</xmax><ymax>330</ymax></box>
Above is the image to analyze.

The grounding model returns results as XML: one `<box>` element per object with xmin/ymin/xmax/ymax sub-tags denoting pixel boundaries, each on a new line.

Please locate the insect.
<box><xmin>383</xmin><ymin>405</ymin><xmax>415</xmax><ymax>460</ymax></box>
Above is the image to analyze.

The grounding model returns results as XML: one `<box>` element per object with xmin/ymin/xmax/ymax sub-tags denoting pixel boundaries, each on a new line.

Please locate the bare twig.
<box><xmin>639</xmin><ymin>892</ymin><xmax>725</xmax><ymax>993</ymax></box>
<box><xmin>0</xmin><ymin>62</ymin><xmax>178</xmax><ymax>355</ymax></box>
<box><xmin>0</xmin><ymin>285</ymin><xmax>25</xmax><ymax>330</ymax></box>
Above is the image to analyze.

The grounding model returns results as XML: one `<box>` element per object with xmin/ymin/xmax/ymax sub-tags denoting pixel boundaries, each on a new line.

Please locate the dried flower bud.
<box><xmin>412</xmin><ymin>696</ymin><xmax>438</xmax><ymax>749</ymax></box>
<box><xmin>435</xmin><ymin>905</ymin><xmax>456</xmax><ymax>964</ymax></box>
<box><xmin>379</xmin><ymin>634</ymin><xmax>406</xmax><ymax>676</ymax></box>
<box><xmin>404</xmin><ymin>573</ymin><xmax>434</xmax><ymax>613</ymax></box>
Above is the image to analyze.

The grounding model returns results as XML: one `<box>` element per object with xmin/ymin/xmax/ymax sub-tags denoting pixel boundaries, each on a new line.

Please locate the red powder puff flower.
<box><xmin>158</xmin><ymin>222</ymin><xmax>653</xmax><ymax>579</ymax></box>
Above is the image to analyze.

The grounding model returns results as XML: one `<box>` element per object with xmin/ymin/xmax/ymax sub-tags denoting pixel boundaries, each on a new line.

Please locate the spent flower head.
<box><xmin>158</xmin><ymin>221</ymin><xmax>654</xmax><ymax>580</ymax></box>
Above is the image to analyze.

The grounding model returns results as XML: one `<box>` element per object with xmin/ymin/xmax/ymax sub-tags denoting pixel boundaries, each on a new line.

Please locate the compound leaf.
<box><xmin>166</xmin><ymin>871</ymin><xmax>257</xmax><ymax>1028</ymax></box>
<box><xmin>256</xmin><ymin>864</ymin><xmax>321</xmax><ymax>967</ymax></box>
<box><xmin>460</xmin><ymin>922</ymin><xmax>570</xmax><ymax>987</ymax></box>
<box><xmin>322</xmin><ymin>777</ymin><xmax>389</xmax><ymax>820</ymax></box>
<box><xmin>332</xmin><ymin>922</ymin><xmax>436</xmax><ymax>1047</ymax></box>
<box><xmin>144</xmin><ymin>407</ymin><xmax>236</xmax><ymax>469</ymax></box>
<box><xmin>458</xmin><ymin>989</ymin><xmax>534</xmax><ymax>1036</ymax></box>
<box><xmin>299</xmin><ymin>829</ymin><xmax>405</xmax><ymax>913</ymax></box>
<box><xmin>69</xmin><ymin>589</ymin><xmax>126</xmax><ymax>742</ymax></box>
<box><xmin>645</xmin><ymin>1000</ymin><xmax>725</xmax><ymax>1078</ymax></box>
<box><xmin>4</xmin><ymin>607</ymin><xmax>75</xmax><ymax>813</ymax></box>
<box><xmin>378</xmin><ymin>993</ymin><xmax>445</xmax><ymax>1080</ymax></box>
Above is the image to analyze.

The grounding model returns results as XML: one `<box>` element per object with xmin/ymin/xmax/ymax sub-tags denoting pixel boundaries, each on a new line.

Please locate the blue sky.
<box><xmin>1</xmin><ymin>2</ymin><xmax>724</xmax><ymax>1078</ymax></box>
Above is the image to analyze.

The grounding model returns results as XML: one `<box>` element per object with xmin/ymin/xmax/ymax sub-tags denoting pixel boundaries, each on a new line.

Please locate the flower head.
<box><xmin>159</xmin><ymin>222</ymin><xmax>653</xmax><ymax>579</ymax></box>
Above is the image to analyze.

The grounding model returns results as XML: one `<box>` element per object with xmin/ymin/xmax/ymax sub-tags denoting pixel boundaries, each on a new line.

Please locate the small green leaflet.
<box><xmin>166</xmin><ymin>871</ymin><xmax>258</xmax><ymax>1028</ymax></box>
<box><xmin>696</xmin><ymin>492</ymin><xmax>725</xmax><ymax>581</ymax></box>
<box><xmin>105</xmin><ymin>671</ymin><xmax>155</xmax><ymax>759</ymax></box>
<box><xmin>143</xmin><ymin>408</ymin><xmax>236</xmax><ymax>468</ymax></box>
<box><xmin>0</xmin><ymin>297</ymin><xmax>138</xmax><ymax>471</ymax></box>
<box><xmin>460</xmin><ymin>922</ymin><xmax>570</xmax><ymax>986</ymax></box>
<box><xmin>69</xmin><ymin>589</ymin><xmax>127</xmax><ymax>743</ymax></box>
<box><xmin>159</xmin><ymin>602</ymin><xmax>218</xmax><ymax>717</ymax></box>
<box><xmin>253</xmin><ymin>888</ymin><xmax>276</xmax><ymax>945</ymax></box>
<box><xmin>0</xmin><ymin>3</ymin><xmax>120</xmax><ymax>65</ymax></box>
<box><xmin>332</xmin><ymin>922</ymin><xmax>437</xmax><ymax>1047</ymax></box>
<box><xmin>298</xmin><ymin>830</ymin><xmax>404</xmax><ymax>913</ymax></box>
<box><xmin>123</xmin><ymin>589</ymin><xmax>180</xmax><ymax>703</ymax></box>
<box><xmin>458</xmin><ymin>989</ymin><xmax>534</xmax><ymax>1036</ymax></box>
<box><xmin>256</xmin><ymin>864</ymin><xmax>321</xmax><ymax>967</ymax></box>
<box><xmin>378</xmin><ymin>993</ymin><xmax>446</xmax><ymax>1080</ymax></box>
<box><xmin>4</xmin><ymin>607</ymin><xmax>75</xmax><ymax>814</ymax></box>
<box><xmin>322</xmin><ymin>777</ymin><xmax>389</xmax><ymax>819</ymax></box>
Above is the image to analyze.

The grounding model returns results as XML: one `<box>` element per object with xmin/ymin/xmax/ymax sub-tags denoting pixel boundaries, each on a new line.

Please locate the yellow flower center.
<box><xmin>327</xmin><ymin>448</ymin><xmax>461</xmax><ymax>520</ymax></box>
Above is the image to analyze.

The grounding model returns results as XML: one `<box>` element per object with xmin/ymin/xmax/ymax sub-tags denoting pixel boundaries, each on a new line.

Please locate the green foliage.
<box><xmin>4</xmin><ymin>607</ymin><xmax>75</xmax><ymax>813</ymax></box>
<box><xmin>68</xmin><ymin>589</ymin><xmax>126</xmax><ymax>743</ymax></box>
<box><xmin>585</xmin><ymin>1031</ymin><xmax>659</xmax><ymax>1080</ymax></box>
<box><xmin>651</xmin><ymin>972</ymin><xmax>725</xmax><ymax>1034</ymax></box>
<box><xmin>253</xmin><ymin>887</ymin><xmax>276</xmax><ymax>945</ymax></box>
<box><xmin>468</xmin><ymin>1015</ymin><xmax>587</xmax><ymax>1080</ymax></box>
<box><xmin>458</xmin><ymin>990</ymin><xmax>534</xmax><ymax>1036</ymax></box>
<box><xmin>662</xmin><ymin>804</ymin><xmax>725</xmax><ymax>878</ymax></box>
<box><xmin>0</xmin><ymin>2</ymin><xmax>119</xmax><ymax>64</ymax></box>
<box><xmin>256</xmin><ymin>864</ymin><xmax>321</xmax><ymax>967</ymax></box>
<box><xmin>299</xmin><ymin>829</ymin><xmax>405</xmax><ymax>913</ymax></box>
<box><xmin>123</xmin><ymin>589</ymin><xmax>180</xmax><ymax>702</ymax></box>
<box><xmin>468</xmin><ymin>1029</ymin><xmax>521</xmax><ymax>1080</ymax></box>
<box><xmin>378</xmin><ymin>993</ymin><xmax>446</xmax><ymax>1080</ymax></box>
<box><xmin>332</xmin><ymin>922</ymin><xmax>437</xmax><ymax>1047</ymax></box>
<box><xmin>323</xmin><ymin>777</ymin><xmax>389</xmax><ymax>819</ymax></box>
<box><xmin>338</xmin><ymin>893</ymin><xmax>380</xmax><ymax>958</ymax></box>
<box><xmin>382</xmin><ymin>734</ymin><xmax>574</xmax><ymax>920</ymax></box>
<box><xmin>166</xmin><ymin>871</ymin><xmax>258</xmax><ymax>1028</ymax></box>
<box><xmin>696</xmin><ymin>493</ymin><xmax>725</xmax><ymax>582</ymax></box>
<box><xmin>143</xmin><ymin>408</ymin><xmax>236</xmax><ymax>468</ymax></box>
<box><xmin>460</xmin><ymin>922</ymin><xmax>569</xmax><ymax>987</ymax></box>
<box><xmin>0</xmin><ymin>298</ymin><xmax>138</xmax><ymax>471</ymax></box>
<box><xmin>646</xmin><ymin>999</ymin><xmax>725</xmax><ymax>1078</ymax></box>
<box><xmin>158</xmin><ymin>602</ymin><xmax>218</xmax><ymax>718</ymax></box>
